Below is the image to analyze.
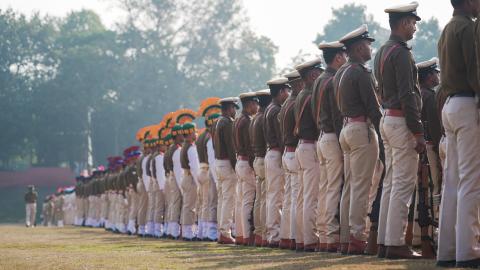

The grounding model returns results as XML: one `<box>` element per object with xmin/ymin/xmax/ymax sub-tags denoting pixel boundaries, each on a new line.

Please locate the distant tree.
<box><xmin>277</xmin><ymin>50</ymin><xmax>317</xmax><ymax>76</ymax></box>
<box><xmin>314</xmin><ymin>3</ymin><xmax>389</xmax><ymax>52</ymax></box>
<box><xmin>0</xmin><ymin>10</ymin><xmax>57</xmax><ymax>169</ymax></box>
<box><xmin>412</xmin><ymin>17</ymin><xmax>441</xmax><ymax>61</ymax></box>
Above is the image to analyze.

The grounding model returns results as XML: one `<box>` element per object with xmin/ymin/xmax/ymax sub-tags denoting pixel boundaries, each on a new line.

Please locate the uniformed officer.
<box><xmin>336</xmin><ymin>24</ymin><xmax>381</xmax><ymax>255</ymax></box>
<box><xmin>42</xmin><ymin>195</ymin><xmax>53</xmax><ymax>226</ymax></box>
<box><xmin>374</xmin><ymin>2</ymin><xmax>424</xmax><ymax>259</ymax></box>
<box><xmin>74</xmin><ymin>177</ymin><xmax>84</xmax><ymax>226</ymax></box>
<box><xmin>152</xmin><ymin>125</ymin><xmax>170</xmax><ymax>238</ymax></box>
<box><xmin>437</xmin><ymin>0</ymin><xmax>480</xmax><ymax>267</ymax></box>
<box><xmin>312</xmin><ymin>42</ymin><xmax>347</xmax><ymax>253</ymax></box>
<box><xmin>24</xmin><ymin>185</ymin><xmax>38</xmax><ymax>227</ymax></box>
<box><xmin>407</xmin><ymin>58</ymin><xmax>443</xmax><ymax>248</ymax></box>
<box><xmin>137</xmin><ymin>131</ymin><xmax>152</xmax><ymax>236</ymax></box>
<box><xmin>197</xmin><ymin>98</ymin><xmax>222</xmax><ymax>241</ymax></box>
<box><xmin>279</xmin><ymin>70</ymin><xmax>303</xmax><ymax>250</ymax></box>
<box><xmin>294</xmin><ymin>59</ymin><xmax>323</xmax><ymax>252</ymax></box>
<box><xmin>214</xmin><ymin>97</ymin><xmax>239</xmax><ymax>244</ymax></box>
<box><xmin>53</xmin><ymin>188</ymin><xmax>65</xmax><ymax>227</ymax></box>
<box><xmin>417</xmin><ymin>59</ymin><xmax>442</xmax><ymax>196</ymax></box>
<box><xmin>114</xmin><ymin>158</ymin><xmax>128</xmax><ymax>234</ymax></box>
<box><xmin>249</xmin><ymin>89</ymin><xmax>271</xmax><ymax>247</ymax></box>
<box><xmin>233</xmin><ymin>92</ymin><xmax>258</xmax><ymax>245</ymax></box>
<box><xmin>164</xmin><ymin>123</ymin><xmax>184</xmax><ymax>239</ymax></box>
<box><xmin>265</xmin><ymin>78</ymin><xmax>290</xmax><ymax>248</ymax></box>
<box><xmin>179</xmin><ymin>117</ymin><xmax>200</xmax><ymax>241</ymax></box>
<box><xmin>122</xmin><ymin>146</ymin><xmax>141</xmax><ymax>235</ymax></box>
<box><xmin>145</xmin><ymin>132</ymin><xmax>161</xmax><ymax>237</ymax></box>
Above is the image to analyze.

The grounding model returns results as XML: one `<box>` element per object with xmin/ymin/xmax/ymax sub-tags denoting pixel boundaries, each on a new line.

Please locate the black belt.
<box><xmin>450</xmin><ymin>91</ymin><xmax>475</xmax><ymax>98</ymax></box>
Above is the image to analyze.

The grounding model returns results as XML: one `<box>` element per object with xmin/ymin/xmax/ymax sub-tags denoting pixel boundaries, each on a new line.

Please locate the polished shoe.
<box><xmin>340</xmin><ymin>243</ymin><xmax>349</xmax><ymax>254</ymax></box>
<box><xmin>385</xmin><ymin>245</ymin><xmax>422</xmax><ymax>259</ymax></box>
<box><xmin>290</xmin><ymin>239</ymin><xmax>297</xmax><ymax>250</ymax></box>
<box><xmin>279</xmin><ymin>239</ymin><xmax>291</xmax><ymax>249</ymax></box>
<box><xmin>296</xmin><ymin>243</ymin><xmax>304</xmax><ymax>252</ymax></box>
<box><xmin>365</xmin><ymin>235</ymin><xmax>378</xmax><ymax>255</ymax></box>
<box><xmin>235</xmin><ymin>236</ymin><xmax>243</xmax><ymax>245</ymax></box>
<box><xmin>218</xmin><ymin>235</ymin><xmax>235</xmax><ymax>245</ymax></box>
<box><xmin>268</xmin><ymin>241</ymin><xmax>279</xmax><ymax>248</ymax></box>
<box><xmin>377</xmin><ymin>244</ymin><xmax>386</xmax><ymax>258</ymax></box>
<box><xmin>326</xmin><ymin>242</ymin><xmax>340</xmax><ymax>253</ymax></box>
<box><xmin>248</xmin><ymin>235</ymin><xmax>256</xmax><ymax>246</ymax></box>
<box><xmin>456</xmin><ymin>258</ymin><xmax>480</xmax><ymax>268</ymax></box>
<box><xmin>318</xmin><ymin>242</ymin><xmax>328</xmax><ymax>252</ymax></box>
<box><xmin>304</xmin><ymin>243</ymin><xmax>317</xmax><ymax>252</ymax></box>
<box><xmin>436</xmin><ymin>260</ymin><xmax>456</xmax><ymax>268</ymax></box>
<box><xmin>254</xmin><ymin>235</ymin><xmax>262</xmax><ymax>247</ymax></box>
<box><xmin>347</xmin><ymin>236</ymin><xmax>366</xmax><ymax>255</ymax></box>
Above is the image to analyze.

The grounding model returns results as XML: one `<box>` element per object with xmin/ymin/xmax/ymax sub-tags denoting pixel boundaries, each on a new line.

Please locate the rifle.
<box><xmin>405</xmin><ymin>190</ymin><xmax>416</xmax><ymax>246</ymax></box>
<box><xmin>416</xmin><ymin>151</ymin><xmax>438</xmax><ymax>259</ymax></box>
<box><xmin>365</xmin><ymin>128</ymin><xmax>385</xmax><ymax>255</ymax></box>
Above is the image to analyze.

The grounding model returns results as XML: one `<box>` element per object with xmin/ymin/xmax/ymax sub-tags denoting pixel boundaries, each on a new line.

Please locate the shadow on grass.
<box><xmin>59</xmin><ymin>227</ymin><xmax>437</xmax><ymax>270</ymax></box>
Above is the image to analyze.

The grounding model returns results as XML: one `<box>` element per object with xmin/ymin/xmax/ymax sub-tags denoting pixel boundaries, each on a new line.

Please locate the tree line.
<box><xmin>0</xmin><ymin>1</ymin><xmax>441</xmax><ymax>173</ymax></box>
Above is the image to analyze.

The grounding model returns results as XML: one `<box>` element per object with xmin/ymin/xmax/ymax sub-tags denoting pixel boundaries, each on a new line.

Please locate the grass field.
<box><xmin>0</xmin><ymin>225</ymin><xmax>442</xmax><ymax>270</ymax></box>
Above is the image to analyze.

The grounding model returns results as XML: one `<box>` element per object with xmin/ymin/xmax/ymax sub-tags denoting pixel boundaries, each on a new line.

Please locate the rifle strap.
<box><xmin>315</xmin><ymin>77</ymin><xmax>333</xmax><ymax>128</ymax></box>
<box><xmin>294</xmin><ymin>95</ymin><xmax>312</xmax><ymax>136</ymax></box>
<box><xmin>378</xmin><ymin>44</ymin><xmax>400</xmax><ymax>100</ymax></box>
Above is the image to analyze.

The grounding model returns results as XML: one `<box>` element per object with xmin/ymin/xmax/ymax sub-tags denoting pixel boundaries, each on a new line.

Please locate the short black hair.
<box><xmin>258</xmin><ymin>95</ymin><xmax>272</xmax><ymax>108</ymax></box>
<box><xmin>299</xmin><ymin>67</ymin><xmax>322</xmax><ymax>79</ymax></box>
<box><xmin>323</xmin><ymin>49</ymin><xmax>344</xmax><ymax>65</ymax></box>
<box><xmin>269</xmin><ymin>84</ymin><xmax>288</xmax><ymax>97</ymax></box>
<box><xmin>451</xmin><ymin>0</ymin><xmax>465</xmax><ymax>8</ymax></box>
<box><xmin>418</xmin><ymin>70</ymin><xmax>436</xmax><ymax>83</ymax></box>
<box><xmin>389</xmin><ymin>15</ymin><xmax>411</xmax><ymax>30</ymax></box>
<box><xmin>221</xmin><ymin>102</ymin><xmax>235</xmax><ymax>111</ymax></box>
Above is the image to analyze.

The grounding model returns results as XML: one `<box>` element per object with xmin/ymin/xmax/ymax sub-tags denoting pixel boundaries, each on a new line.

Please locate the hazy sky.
<box><xmin>0</xmin><ymin>0</ymin><xmax>453</xmax><ymax>67</ymax></box>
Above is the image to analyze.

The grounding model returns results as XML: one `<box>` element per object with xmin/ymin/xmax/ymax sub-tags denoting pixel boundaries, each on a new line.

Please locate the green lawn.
<box><xmin>0</xmin><ymin>225</ymin><xmax>441</xmax><ymax>270</ymax></box>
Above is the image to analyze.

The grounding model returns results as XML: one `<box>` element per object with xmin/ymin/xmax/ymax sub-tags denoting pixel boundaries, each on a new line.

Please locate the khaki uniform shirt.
<box><xmin>24</xmin><ymin>191</ymin><xmax>37</xmax><ymax>203</ymax></box>
<box><xmin>234</xmin><ymin>111</ymin><xmax>254</xmax><ymax>166</ymax></box>
<box><xmin>335</xmin><ymin>59</ymin><xmax>382</xmax><ymax>130</ymax></box>
<box><xmin>374</xmin><ymin>34</ymin><xmax>423</xmax><ymax>135</ymax></box>
<box><xmin>439</xmin><ymin>10</ymin><xmax>479</xmax><ymax>97</ymax></box>
<box><xmin>214</xmin><ymin>115</ymin><xmax>236</xmax><ymax>168</ymax></box>
<box><xmin>196</xmin><ymin>130</ymin><xmax>209</xmax><ymax>164</ymax></box>
<box><xmin>250</xmin><ymin>108</ymin><xmax>267</xmax><ymax>158</ymax></box>
<box><xmin>279</xmin><ymin>92</ymin><xmax>298</xmax><ymax>147</ymax></box>
<box><xmin>421</xmin><ymin>87</ymin><xmax>442</xmax><ymax>148</ymax></box>
<box><xmin>312</xmin><ymin>67</ymin><xmax>343</xmax><ymax>137</ymax></box>
<box><xmin>264</xmin><ymin>101</ymin><xmax>283</xmax><ymax>150</ymax></box>
<box><xmin>164</xmin><ymin>144</ymin><xmax>179</xmax><ymax>174</ymax></box>
<box><xmin>294</xmin><ymin>85</ymin><xmax>319</xmax><ymax>141</ymax></box>
<box><xmin>124</xmin><ymin>164</ymin><xmax>138</xmax><ymax>191</ymax></box>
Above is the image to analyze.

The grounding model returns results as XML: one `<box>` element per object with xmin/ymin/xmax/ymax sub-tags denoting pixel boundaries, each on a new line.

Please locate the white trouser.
<box><xmin>318</xmin><ymin>133</ymin><xmax>343</xmax><ymax>243</ymax></box>
<box><xmin>215</xmin><ymin>159</ymin><xmax>237</xmax><ymax>238</ymax></box>
<box><xmin>296</xmin><ymin>142</ymin><xmax>320</xmax><ymax>246</ymax></box>
<box><xmin>236</xmin><ymin>160</ymin><xmax>256</xmax><ymax>239</ymax></box>
<box><xmin>282</xmin><ymin>150</ymin><xmax>300</xmax><ymax>240</ymax></box>
<box><xmin>378</xmin><ymin>116</ymin><xmax>418</xmax><ymax>246</ymax></box>
<box><xmin>26</xmin><ymin>203</ymin><xmax>36</xmax><ymax>226</ymax></box>
<box><xmin>340</xmin><ymin>122</ymin><xmax>379</xmax><ymax>242</ymax></box>
<box><xmin>438</xmin><ymin>96</ymin><xmax>480</xmax><ymax>262</ymax></box>
<box><xmin>265</xmin><ymin>149</ymin><xmax>285</xmax><ymax>243</ymax></box>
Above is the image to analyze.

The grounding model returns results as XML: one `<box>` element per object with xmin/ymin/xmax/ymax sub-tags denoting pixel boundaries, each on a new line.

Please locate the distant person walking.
<box><xmin>25</xmin><ymin>185</ymin><xmax>38</xmax><ymax>227</ymax></box>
